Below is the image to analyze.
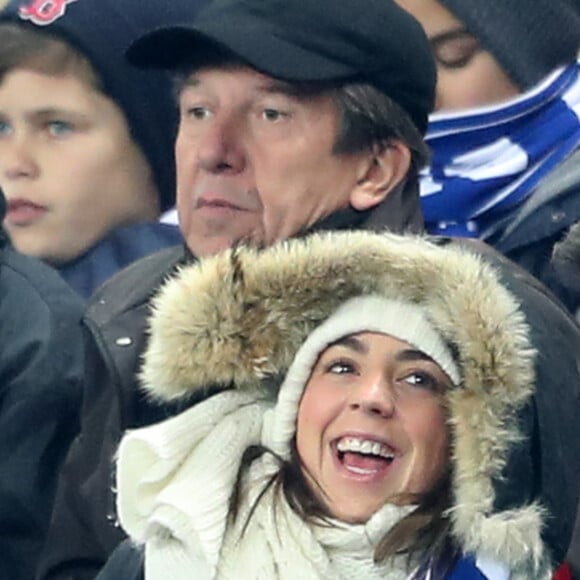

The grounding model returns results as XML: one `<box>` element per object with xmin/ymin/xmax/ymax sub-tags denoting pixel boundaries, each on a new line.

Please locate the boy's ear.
<box><xmin>349</xmin><ymin>140</ymin><xmax>412</xmax><ymax>211</ymax></box>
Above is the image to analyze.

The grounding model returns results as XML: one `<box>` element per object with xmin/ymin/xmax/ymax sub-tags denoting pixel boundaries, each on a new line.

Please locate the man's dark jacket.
<box><xmin>37</xmin><ymin>186</ymin><xmax>580</xmax><ymax>579</ymax></box>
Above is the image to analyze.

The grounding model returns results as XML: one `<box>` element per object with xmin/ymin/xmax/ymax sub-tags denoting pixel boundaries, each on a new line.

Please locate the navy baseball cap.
<box><xmin>127</xmin><ymin>0</ymin><xmax>436</xmax><ymax>134</ymax></box>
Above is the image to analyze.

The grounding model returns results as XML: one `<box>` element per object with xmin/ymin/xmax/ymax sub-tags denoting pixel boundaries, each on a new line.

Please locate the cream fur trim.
<box><xmin>139</xmin><ymin>231</ymin><xmax>545</xmax><ymax>572</ymax></box>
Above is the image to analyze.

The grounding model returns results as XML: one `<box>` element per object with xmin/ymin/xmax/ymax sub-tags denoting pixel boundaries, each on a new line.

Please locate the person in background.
<box><xmin>100</xmin><ymin>230</ymin><xmax>555</xmax><ymax>579</ymax></box>
<box><xmin>395</xmin><ymin>0</ymin><xmax>580</xmax><ymax>316</ymax></box>
<box><xmin>0</xmin><ymin>187</ymin><xmax>84</xmax><ymax>580</ymax></box>
<box><xmin>38</xmin><ymin>0</ymin><xmax>580</xmax><ymax>578</ymax></box>
<box><xmin>0</xmin><ymin>0</ymin><xmax>211</xmax><ymax>298</ymax></box>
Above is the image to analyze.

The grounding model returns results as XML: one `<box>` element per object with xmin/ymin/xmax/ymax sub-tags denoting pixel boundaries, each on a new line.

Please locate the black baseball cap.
<box><xmin>127</xmin><ymin>0</ymin><xmax>436</xmax><ymax>134</ymax></box>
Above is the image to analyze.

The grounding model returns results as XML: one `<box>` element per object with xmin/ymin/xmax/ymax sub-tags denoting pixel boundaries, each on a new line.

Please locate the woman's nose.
<box><xmin>349</xmin><ymin>373</ymin><xmax>396</xmax><ymax>418</ymax></box>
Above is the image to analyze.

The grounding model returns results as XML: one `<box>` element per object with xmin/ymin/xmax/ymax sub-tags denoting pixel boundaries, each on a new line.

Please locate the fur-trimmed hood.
<box><xmin>140</xmin><ymin>230</ymin><xmax>548</xmax><ymax>576</ymax></box>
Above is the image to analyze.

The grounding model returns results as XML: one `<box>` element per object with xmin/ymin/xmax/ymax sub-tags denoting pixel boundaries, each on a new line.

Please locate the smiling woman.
<box><xmin>109</xmin><ymin>230</ymin><xmax>556</xmax><ymax>580</ymax></box>
<box><xmin>294</xmin><ymin>321</ymin><xmax>453</xmax><ymax>525</ymax></box>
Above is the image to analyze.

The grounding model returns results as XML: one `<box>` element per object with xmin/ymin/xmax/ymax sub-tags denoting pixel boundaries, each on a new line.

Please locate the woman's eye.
<box><xmin>403</xmin><ymin>372</ymin><xmax>438</xmax><ymax>390</ymax></box>
<box><xmin>327</xmin><ymin>361</ymin><xmax>355</xmax><ymax>375</ymax></box>
<box><xmin>47</xmin><ymin>120</ymin><xmax>74</xmax><ymax>137</ymax></box>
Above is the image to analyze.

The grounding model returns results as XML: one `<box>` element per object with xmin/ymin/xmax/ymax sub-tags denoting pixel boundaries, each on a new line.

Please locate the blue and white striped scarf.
<box><xmin>420</xmin><ymin>61</ymin><xmax>580</xmax><ymax>239</ymax></box>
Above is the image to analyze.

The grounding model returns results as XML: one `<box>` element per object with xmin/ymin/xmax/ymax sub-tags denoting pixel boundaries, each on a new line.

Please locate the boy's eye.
<box><xmin>0</xmin><ymin>119</ymin><xmax>13</xmax><ymax>136</ymax></box>
<box><xmin>186</xmin><ymin>106</ymin><xmax>211</xmax><ymax>120</ymax></box>
<box><xmin>47</xmin><ymin>120</ymin><xmax>74</xmax><ymax>137</ymax></box>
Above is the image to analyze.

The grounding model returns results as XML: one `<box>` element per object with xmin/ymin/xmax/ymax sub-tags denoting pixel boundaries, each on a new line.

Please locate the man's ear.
<box><xmin>349</xmin><ymin>141</ymin><xmax>412</xmax><ymax>211</ymax></box>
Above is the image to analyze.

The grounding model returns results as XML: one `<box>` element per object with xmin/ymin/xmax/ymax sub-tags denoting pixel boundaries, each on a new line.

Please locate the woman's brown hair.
<box><xmin>229</xmin><ymin>438</ymin><xmax>456</xmax><ymax>570</ymax></box>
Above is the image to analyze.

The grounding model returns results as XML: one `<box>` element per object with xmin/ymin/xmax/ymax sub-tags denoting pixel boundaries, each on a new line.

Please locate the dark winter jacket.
<box><xmin>37</xmin><ymin>187</ymin><xmax>580</xmax><ymax>578</ymax></box>
<box><xmin>491</xmin><ymin>148</ymin><xmax>580</xmax><ymax>317</ymax></box>
<box><xmin>552</xmin><ymin>222</ymin><xmax>580</xmax><ymax>578</ymax></box>
<box><xmin>0</xmin><ymin>207</ymin><xmax>85</xmax><ymax>578</ymax></box>
<box><xmin>57</xmin><ymin>223</ymin><xmax>182</xmax><ymax>299</ymax></box>
<box><xmin>552</xmin><ymin>220</ymin><xmax>580</xmax><ymax>306</ymax></box>
<box><xmin>95</xmin><ymin>540</ymin><xmax>144</xmax><ymax>580</ymax></box>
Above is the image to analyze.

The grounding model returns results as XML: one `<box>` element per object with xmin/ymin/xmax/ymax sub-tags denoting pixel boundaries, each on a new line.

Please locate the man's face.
<box><xmin>0</xmin><ymin>69</ymin><xmax>159</xmax><ymax>265</ymax></box>
<box><xmin>175</xmin><ymin>66</ymin><xmax>384</xmax><ymax>257</ymax></box>
<box><xmin>395</xmin><ymin>0</ymin><xmax>520</xmax><ymax>112</ymax></box>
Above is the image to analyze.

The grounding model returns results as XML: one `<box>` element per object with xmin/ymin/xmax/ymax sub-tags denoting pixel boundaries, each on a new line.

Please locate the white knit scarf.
<box><xmin>116</xmin><ymin>390</ymin><xmax>416</xmax><ymax>580</ymax></box>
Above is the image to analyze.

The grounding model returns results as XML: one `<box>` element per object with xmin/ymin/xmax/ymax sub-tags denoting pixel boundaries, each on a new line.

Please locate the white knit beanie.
<box><xmin>261</xmin><ymin>295</ymin><xmax>460</xmax><ymax>459</ymax></box>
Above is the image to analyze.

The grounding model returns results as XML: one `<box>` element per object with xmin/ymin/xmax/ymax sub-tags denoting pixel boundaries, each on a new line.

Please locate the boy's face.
<box><xmin>0</xmin><ymin>69</ymin><xmax>160</xmax><ymax>265</ymax></box>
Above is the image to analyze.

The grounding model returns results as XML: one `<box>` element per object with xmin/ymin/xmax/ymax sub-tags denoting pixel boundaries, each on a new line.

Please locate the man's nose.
<box><xmin>196</xmin><ymin>115</ymin><xmax>247</xmax><ymax>174</ymax></box>
<box><xmin>0</xmin><ymin>133</ymin><xmax>39</xmax><ymax>180</ymax></box>
<box><xmin>349</xmin><ymin>373</ymin><xmax>396</xmax><ymax>418</ymax></box>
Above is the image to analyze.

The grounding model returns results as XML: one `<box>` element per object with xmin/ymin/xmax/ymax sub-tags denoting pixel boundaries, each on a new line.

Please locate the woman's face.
<box><xmin>295</xmin><ymin>332</ymin><xmax>451</xmax><ymax>524</ymax></box>
<box><xmin>395</xmin><ymin>0</ymin><xmax>521</xmax><ymax>111</ymax></box>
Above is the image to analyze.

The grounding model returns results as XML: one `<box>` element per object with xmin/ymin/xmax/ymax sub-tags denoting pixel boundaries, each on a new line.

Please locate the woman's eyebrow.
<box><xmin>394</xmin><ymin>349</ymin><xmax>434</xmax><ymax>364</ymax></box>
<box><xmin>328</xmin><ymin>335</ymin><xmax>368</xmax><ymax>354</ymax></box>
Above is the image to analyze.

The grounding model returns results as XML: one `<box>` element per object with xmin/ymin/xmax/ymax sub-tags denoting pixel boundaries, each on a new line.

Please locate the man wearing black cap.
<box><xmin>39</xmin><ymin>0</ymin><xmax>580</xmax><ymax>578</ymax></box>
<box><xmin>36</xmin><ymin>0</ymin><xmax>436</xmax><ymax>576</ymax></box>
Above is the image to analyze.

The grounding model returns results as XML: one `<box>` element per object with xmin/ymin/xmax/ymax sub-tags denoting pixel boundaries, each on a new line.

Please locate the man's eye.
<box><xmin>47</xmin><ymin>120</ymin><xmax>74</xmax><ymax>137</ymax></box>
<box><xmin>261</xmin><ymin>108</ymin><xmax>287</xmax><ymax>122</ymax></box>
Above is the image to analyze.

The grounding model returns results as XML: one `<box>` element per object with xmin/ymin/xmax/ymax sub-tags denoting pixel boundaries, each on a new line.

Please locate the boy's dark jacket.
<box><xmin>0</xmin><ymin>194</ymin><xmax>85</xmax><ymax>580</ymax></box>
<box><xmin>38</xmin><ymin>193</ymin><xmax>580</xmax><ymax>579</ymax></box>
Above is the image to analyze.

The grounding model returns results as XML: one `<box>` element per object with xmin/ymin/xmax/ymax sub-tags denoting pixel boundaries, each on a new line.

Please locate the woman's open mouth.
<box><xmin>333</xmin><ymin>436</ymin><xmax>396</xmax><ymax>480</ymax></box>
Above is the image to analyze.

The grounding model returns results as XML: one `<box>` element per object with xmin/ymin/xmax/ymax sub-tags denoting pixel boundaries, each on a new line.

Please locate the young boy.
<box><xmin>0</xmin><ymin>0</ymin><xmax>201</xmax><ymax>297</ymax></box>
